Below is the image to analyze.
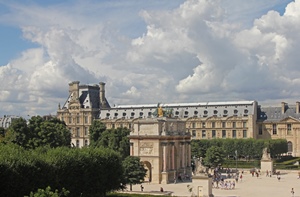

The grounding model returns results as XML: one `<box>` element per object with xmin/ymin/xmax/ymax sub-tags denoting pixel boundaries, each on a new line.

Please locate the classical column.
<box><xmin>180</xmin><ymin>142</ymin><xmax>184</xmax><ymax>168</ymax></box>
<box><xmin>162</xmin><ymin>143</ymin><xmax>167</xmax><ymax>172</ymax></box>
<box><xmin>182</xmin><ymin>142</ymin><xmax>186</xmax><ymax>167</ymax></box>
<box><xmin>187</xmin><ymin>142</ymin><xmax>191</xmax><ymax>167</ymax></box>
<box><xmin>130</xmin><ymin>142</ymin><xmax>134</xmax><ymax>156</ymax></box>
<box><xmin>171</xmin><ymin>142</ymin><xmax>175</xmax><ymax>170</ymax></box>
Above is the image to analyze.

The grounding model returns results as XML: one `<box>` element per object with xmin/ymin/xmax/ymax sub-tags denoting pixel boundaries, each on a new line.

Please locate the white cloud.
<box><xmin>0</xmin><ymin>0</ymin><xmax>299</xmax><ymax>117</ymax></box>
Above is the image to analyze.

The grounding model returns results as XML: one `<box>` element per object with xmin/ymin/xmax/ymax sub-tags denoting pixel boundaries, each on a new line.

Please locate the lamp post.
<box><xmin>235</xmin><ymin>150</ymin><xmax>238</xmax><ymax>172</ymax></box>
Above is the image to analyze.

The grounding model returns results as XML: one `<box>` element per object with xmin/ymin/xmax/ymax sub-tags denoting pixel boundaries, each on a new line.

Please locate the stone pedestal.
<box><xmin>261</xmin><ymin>160</ymin><xmax>273</xmax><ymax>174</ymax></box>
<box><xmin>192</xmin><ymin>175</ymin><xmax>213</xmax><ymax>197</ymax></box>
<box><xmin>161</xmin><ymin>172</ymin><xmax>168</xmax><ymax>184</ymax></box>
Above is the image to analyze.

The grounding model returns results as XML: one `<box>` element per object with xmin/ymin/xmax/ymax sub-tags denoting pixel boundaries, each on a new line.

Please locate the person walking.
<box><xmin>140</xmin><ymin>185</ymin><xmax>144</xmax><ymax>191</ymax></box>
<box><xmin>291</xmin><ymin>188</ymin><xmax>295</xmax><ymax>197</ymax></box>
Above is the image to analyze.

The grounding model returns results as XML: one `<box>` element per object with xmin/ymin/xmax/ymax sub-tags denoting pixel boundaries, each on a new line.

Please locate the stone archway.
<box><xmin>143</xmin><ymin>161</ymin><xmax>152</xmax><ymax>183</ymax></box>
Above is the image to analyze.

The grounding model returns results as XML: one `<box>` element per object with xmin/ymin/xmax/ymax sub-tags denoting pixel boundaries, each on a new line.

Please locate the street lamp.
<box><xmin>235</xmin><ymin>150</ymin><xmax>238</xmax><ymax>172</ymax></box>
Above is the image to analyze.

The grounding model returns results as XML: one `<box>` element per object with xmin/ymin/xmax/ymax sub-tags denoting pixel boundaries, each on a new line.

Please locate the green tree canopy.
<box><xmin>89</xmin><ymin>120</ymin><xmax>106</xmax><ymax>146</ymax></box>
<box><xmin>4</xmin><ymin>117</ymin><xmax>30</xmax><ymax>148</ymax></box>
<box><xmin>203</xmin><ymin>146</ymin><xmax>225</xmax><ymax>168</ymax></box>
<box><xmin>97</xmin><ymin>127</ymin><xmax>130</xmax><ymax>159</ymax></box>
<box><xmin>4</xmin><ymin>116</ymin><xmax>71</xmax><ymax>149</ymax></box>
<box><xmin>122</xmin><ymin>156</ymin><xmax>147</xmax><ymax>191</ymax></box>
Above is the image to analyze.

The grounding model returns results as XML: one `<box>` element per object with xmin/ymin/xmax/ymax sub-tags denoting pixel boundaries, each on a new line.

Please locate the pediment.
<box><xmin>279</xmin><ymin>116</ymin><xmax>300</xmax><ymax>123</ymax></box>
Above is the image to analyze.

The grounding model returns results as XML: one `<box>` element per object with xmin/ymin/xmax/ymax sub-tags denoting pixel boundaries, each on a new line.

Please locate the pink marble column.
<box><xmin>180</xmin><ymin>142</ymin><xmax>184</xmax><ymax>168</ymax></box>
<box><xmin>187</xmin><ymin>142</ymin><xmax>191</xmax><ymax>167</ymax></box>
<box><xmin>182</xmin><ymin>142</ymin><xmax>186</xmax><ymax>167</ymax></box>
<box><xmin>172</xmin><ymin>143</ymin><xmax>175</xmax><ymax>170</ymax></box>
<box><xmin>163</xmin><ymin>143</ymin><xmax>167</xmax><ymax>171</ymax></box>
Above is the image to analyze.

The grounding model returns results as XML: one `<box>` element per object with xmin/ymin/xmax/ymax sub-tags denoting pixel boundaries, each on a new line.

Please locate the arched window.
<box><xmin>287</xmin><ymin>141</ymin><xmax>293</xmax><ymax>152</ymax></box>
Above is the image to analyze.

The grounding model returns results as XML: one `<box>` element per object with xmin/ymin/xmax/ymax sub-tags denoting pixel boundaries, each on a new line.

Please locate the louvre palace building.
<box><xmin>57</xmin><ymin>81</ymin><xmax>300</xmax><ymax>157</ymax></box>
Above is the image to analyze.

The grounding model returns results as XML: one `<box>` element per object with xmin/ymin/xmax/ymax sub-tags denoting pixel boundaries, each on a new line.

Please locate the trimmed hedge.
<box><xmin>0</xmin><ymin>144</ymin><xmax>123</xmax><ymax>197</ymax></box>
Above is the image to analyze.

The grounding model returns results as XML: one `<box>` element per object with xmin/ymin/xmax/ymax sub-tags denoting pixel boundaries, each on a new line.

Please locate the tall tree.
<box><xmin>203</xmin><ymin>146</ymin><xmax>225</xmax><ymax>168</ymax></box>
<box><xmin>4</xmin><ymin>116</ymin><xmax>71</xmax><ymax>149</ymax></box>
<box><xmin>0</xmin><ymin>127</ymin><xmax>5</xmax><ymax>142</ymax></box>
<box><xmin>97</xmin><ymin>127</ymin><xmax>130</xmax><ymax>159</ymax></box>
<box><xmin>122</xmin><ymin>156</ymin><xmax>147</xmax><ymax>191</ymax></box>
<box><xmin>4</xmin><ymin>118</ymin><xmax>30</xmax><ymax>148</ymax></box>
<box><xmin>89</xmin><ymin>120</ymin><xmax>106</xmax><ymax>146</ymax></box>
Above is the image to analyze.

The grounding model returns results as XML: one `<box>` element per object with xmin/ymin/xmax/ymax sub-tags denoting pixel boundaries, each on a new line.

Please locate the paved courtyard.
<box><xmin>130</xmin><ymin>170</ymin><xmax>300</xmax><ymax>197</ymax></box>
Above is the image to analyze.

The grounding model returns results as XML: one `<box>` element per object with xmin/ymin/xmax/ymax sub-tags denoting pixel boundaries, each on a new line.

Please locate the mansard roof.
<box><xmin>258</xmin><ymin>105</ymin><xmax>300</xmax><ymax>122</ymax></box>
<box><xmin>100</xmin><ymin>100</ymin><xmax>257</xmax><ymax>120</ymax></box>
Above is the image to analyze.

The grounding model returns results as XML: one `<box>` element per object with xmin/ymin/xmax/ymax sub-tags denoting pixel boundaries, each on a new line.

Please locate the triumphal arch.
<box><xmin>129</xmin><ymin>117</ymin><xmax>192</xmax><ymax>184</ymax></box>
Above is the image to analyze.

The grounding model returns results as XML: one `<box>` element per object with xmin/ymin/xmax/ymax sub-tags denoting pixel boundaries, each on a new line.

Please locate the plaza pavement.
<box><xmin>129</xmin><ymin>170</ymin><xmax>300</xmax><ymax>197</ymax></box>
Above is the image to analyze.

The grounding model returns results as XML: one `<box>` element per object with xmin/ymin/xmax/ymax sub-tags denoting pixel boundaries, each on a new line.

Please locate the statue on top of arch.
<box><xmin>152</xmin><ymin>103</ymin><xmax>173</xmax><ymax>118</ymax></box>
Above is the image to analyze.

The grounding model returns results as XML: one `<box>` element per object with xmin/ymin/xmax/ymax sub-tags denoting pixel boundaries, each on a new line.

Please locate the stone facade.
<box><xmin>57</xmin><ymin>81</ymin><xmax>300</xmax><ymax>156</ymax></box>
<box><xmin>0</xmin><ymin>115</ymin><xmax>20</xmax><ymax>129</ymax></box>
<box><xmin>257</xmin><ymin>102</ymin><xmax>300</xmax><ymax>157</ymax></box>
<box><xmin>129</xmin><ymin>117</ymin><xmax>191</xmax><ymax>184</ymax></box>
<box><xmin>56</xmin><ymin>81</ymin><xmax>110</xmax><ymax>147</ymax></box>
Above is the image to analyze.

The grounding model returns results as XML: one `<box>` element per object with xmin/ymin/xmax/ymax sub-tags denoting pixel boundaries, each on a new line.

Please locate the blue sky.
<box><xmin>0</xmin><ymin>0</ymin><xmax>299</xmax><ymax>117</ymax></box>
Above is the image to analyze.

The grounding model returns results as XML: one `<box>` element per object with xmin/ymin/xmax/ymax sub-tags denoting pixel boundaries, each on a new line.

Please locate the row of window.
<box><xmin>258</xmin><ymin>123</ymin><xmax>293</xmax><ymax>135</ymax></box>
<box><xmin>105</xmin><ymin>109</ymin><xmax>249</xmax><ymax>118</ymax></box>
<box><xmin>75</xmin><ymin>139</ymin><xmax>89</xmax><ymax>147</ymax></box>
<box><xmin>71</xmin><ymin>127</ymin><xmax>89</xmax><ymax>137</ymax></box>
<box><xmin>190</xmin><ymin>121</ymin><xmax>247</xmax><ymax>129</ymax></box>
<box><xmin>61</xmin><ymin>116</ymin><xmax>90</xmax><ymax>124</ymax></box>
<box><xmin>191</xmin><ymin>130</ymin><xmax>248</xmax><ymax>138</ymax></box>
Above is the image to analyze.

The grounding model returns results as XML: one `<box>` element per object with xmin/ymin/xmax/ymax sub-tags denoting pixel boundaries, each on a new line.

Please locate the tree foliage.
<box><xmin>4</xmin><ymin>117</ymin><xmax>30</xmax><ymax>148</ymax></box>
<box><xmin>203</xmin><ymin>146</ymin><xmax>225</xmax><ymax>168</ymax></box>
<box><xmin>3</xmin><ymin>116</ymin><xmax>71</xmax><ymax>149</ymax></box>
<box><xmin>89</xmin><ymin>120</ymin><xmax>106</xmax><ymax>146</ymax></box>
<box><xmin>0</xmin><ymin>144</ymin><xmax>123</xmax><ymax>197</ymax></box>
<box><xmin>192</xmin><ymin>138</ymin><xmax>288</xmax><ymax>160</ymax></box>
<box><xmin>94</xmin><ymin>127</ymin><xmax>130</xmax><ymax>159</ymax></box>
<box><xmin>122</xmin><ymin>156</ymin><xmax>147</xmax><ymax>191</ymax></box>
<box><xmin>27</xmin><ymin>186</ymin><xmax>69</xmax><ymax>197</ymax></box>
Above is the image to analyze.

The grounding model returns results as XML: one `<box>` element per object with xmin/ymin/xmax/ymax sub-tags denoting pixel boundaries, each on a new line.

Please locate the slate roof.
<box><xmin>258</xmin><ymin>105</ymin><xmax>300</xmax><ymax>122</ymax></box>
<box><xmin>62</xmin><ymin>84</ymin><xmax>110</xmax><ymax>109</ymax></box>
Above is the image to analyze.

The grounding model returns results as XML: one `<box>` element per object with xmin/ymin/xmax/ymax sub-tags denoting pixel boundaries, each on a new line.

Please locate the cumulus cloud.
<box><xmin>0</xmin><ymin>0</ymin><xmax>299</xmax><ymax>116</ymax></box>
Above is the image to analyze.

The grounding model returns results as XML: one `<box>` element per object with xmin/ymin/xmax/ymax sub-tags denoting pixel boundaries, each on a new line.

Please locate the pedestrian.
<box><xmin>240</xmin><ymin>174</ymin><xmax>243</xmax><ymax>182</ymax></box>
<box><xmin>174</xmin><ymin>177</ymin><xmax>177</xmax><ymax>184</ymax></box>
<box><xmin>291</xmin><ymin>188</ymin><xmax>295</xmax><ymax>197</ymax></box>
<box><xmin>266</xmin><ymin>170</ymin><xmax>269</xmax><ymax>177</ymax></box>
<box><xmin>140</xmin><ymin>185</ymin><xmax>144</xmax><ymax>191</ymax></box>
<box><xmin>277</xmin><ymin>176</ymin><xmax>281</xmax><ymax>181</ymax></box>
<box><xmin>160</xmin><ymin>187</ymin><xmax>164</xmax><ymax>192</ymax></box>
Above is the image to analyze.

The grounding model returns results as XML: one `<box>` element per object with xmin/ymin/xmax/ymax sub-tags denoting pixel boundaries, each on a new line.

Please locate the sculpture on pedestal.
<box><xmin>261</xmin><ymin>147</ymin><xmax>271</xmax><ymax>161</ymax></box>
<box><xmin>193</xmin><ymin>157</ymin><xmax>208</xmax><ymax>176</ymax></box>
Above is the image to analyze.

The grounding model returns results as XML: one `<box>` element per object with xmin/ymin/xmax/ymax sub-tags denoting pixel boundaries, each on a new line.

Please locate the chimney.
<box><xmin>281</xmin><ymin>102</ymin><xmax>286</xmax><ymax>114</ymax></box>
<box><xmin>69</xmin><ymin>81</ymin><xmax>80</xmax><ymax>102</ymax></box>
<box><xmin>99</xmin><ymin>82</ymin><xmax>107</xmax><ymax>108</ymax></box>
<box><xmin>296</xmin><ymin>102</ymin><xmax>300</xmax><ymax>114</ymax></box>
